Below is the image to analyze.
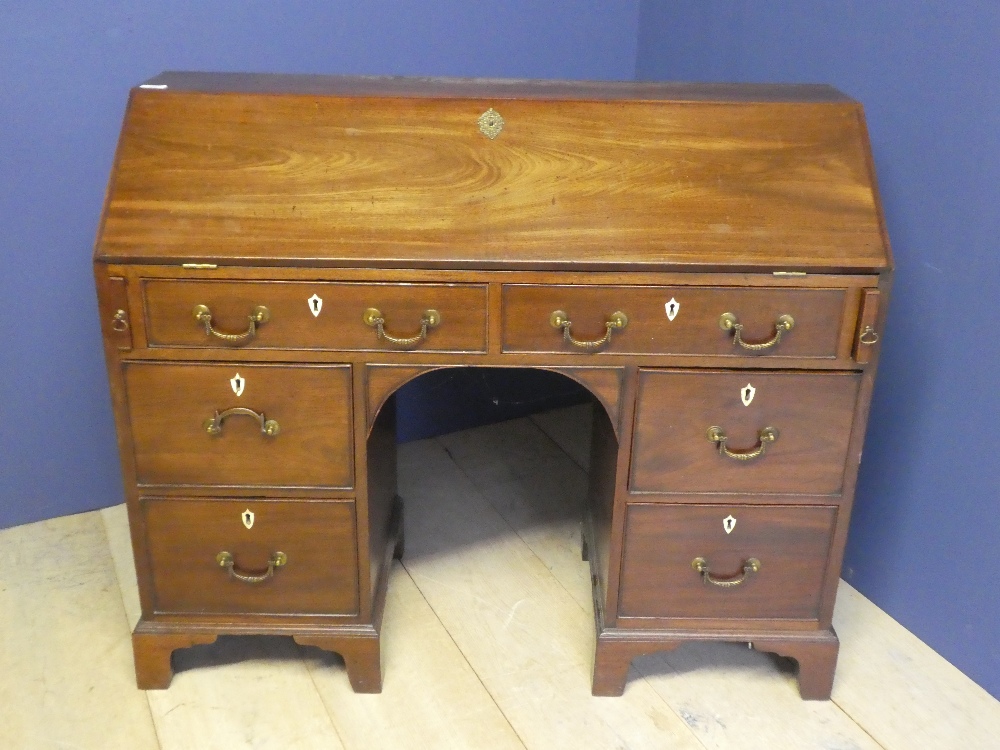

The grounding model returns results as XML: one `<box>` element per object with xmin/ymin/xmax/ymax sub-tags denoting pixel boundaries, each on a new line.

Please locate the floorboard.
<box><xmin>399</xmin><ymin>438</ymin><xmax>705</xmax><ymax>749</ymax></box>
<box><xmin>831</xmin><ymin>581</ymin><xmax>1000</xmax><ymax>750</ymax></box>
<box><xmin>303</xmin><ymin>564</ymin><xmax>526</xmax><ymax>750</ymax></box>
<box><xmin>0</xmin><ymin>513</ymin><xmax>159</xmax><ymax>749</ymax></box>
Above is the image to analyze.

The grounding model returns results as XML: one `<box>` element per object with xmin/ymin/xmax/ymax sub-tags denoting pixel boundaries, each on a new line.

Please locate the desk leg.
<box><xmin>750</xmin><ymin>630</ymin><xmax>840</xmax><ymax>700</ymax></box>
<box><xmin>290</xmin><ymin>500</ymin><xmax>397</xmax><ymax>694</ymax></box>
<box><xmin>132</xmin><ymin>625</ymin><xmax>217</xmax><ymax>689</ymax></box>
<box><xmin>592</xmin><ymin>634</ymin><xmax>681</xmax><ymax>697</ymax></box>
<box><xmin>591</xmin><ymin>629</ymin><xmax>839</xmax><ymax>699</ymax></box>
<box><xmin>294</xmin><ymin>633</ymin><xmax>383</xmax><ymax>693</ymax></box>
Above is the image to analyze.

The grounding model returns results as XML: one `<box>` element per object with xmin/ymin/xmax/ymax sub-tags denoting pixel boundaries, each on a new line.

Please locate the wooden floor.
<box><xmin>2</xmin><ymin>405</ymin><xmax>997</xmax><ymax>749</ymax></box>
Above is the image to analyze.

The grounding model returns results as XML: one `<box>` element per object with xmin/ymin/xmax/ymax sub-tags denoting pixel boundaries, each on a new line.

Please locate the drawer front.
<box><xmin>630</xmin><ymin>370</ymin><xmax>860</xmax><ymax>495</ymax></box>
<box><xmin>502</xmin><ymin>284</ymin><xmax>848</xmax><ymax>358</ymax></box>
<box><xmin>619</xmin><ymin>503</ymin><xmax>836</xmax><ymax>620</ymax></box>
<box><xmin>142</xmin><ymin>498</ymin><xmax>359</xmax><ymax>615</ymax></box>
<box><xmin>144</xmin><ymin>280</ymin><xmax>488</xmax><ymax>352</ymax></box>
<box><xmin>124</xmin><ymin>363</ymin><xmax>353</xmax><ymax>488</ymax></box>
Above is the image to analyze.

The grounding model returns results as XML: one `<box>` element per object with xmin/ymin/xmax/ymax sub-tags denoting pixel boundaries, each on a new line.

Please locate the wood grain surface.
<box><xmin>124</xmin><ymin>362</ymin><xmax>353</xmax><ymax>488</ymax></box>
<box><xmin>630</xmin><ymin>369</ymin><xmax>861</xmax><ymax>495</ymax></box>
<box><xmin>143</xmin><ymin>279</ymin><xmax>488</xmax><ymax>352</ymax></box>
<box><xmin>502</xmin><ymin>283</ymin><xmax>849</xmax><ymax>358</ymax></box>
<box><xmin>97</xmin><ymin>76</ymin><xmax>889</xmax><ymax>271</ymax></box>
<box><xmin>141</xmin><ymin>497</ymin><xmax>359</xmax><ymax>615</ymax></box>
<box><xmin>618</xmin><ymin>503</ymin><xmax>837</xmax><ymax>620</ymax></box>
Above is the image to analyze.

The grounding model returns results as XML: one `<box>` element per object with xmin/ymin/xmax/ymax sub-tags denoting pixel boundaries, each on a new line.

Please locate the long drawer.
<box><xmin>618</xmin><ymin>503</ymin><xmax>837</xmax><ymax>621</ymax></box>
<box><xmin>123</xmin><ymin>362</ymin><xmax>354</xmax><ymax>488</ymax></box>
<box><xmin>630</xmin><ymin>369</ymin><xmax>861</xmax><ymax>496</ymax></box>
<box><xmin>141</xmin><ymin>497</ymin><xmax>359</xmax><ymax>616</ymax></box>
<box><xmin>143</xmin><ymin>279</ymin><xmax>488</xmax><ymax>352</ymax></box>
<box><xmin>501</xmin><ymin>284</ymin><xmax>851</xmax><ymax>358</ymax></box>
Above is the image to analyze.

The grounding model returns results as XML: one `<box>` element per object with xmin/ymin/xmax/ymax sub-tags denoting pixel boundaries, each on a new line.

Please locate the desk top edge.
<box><xmin>140</xmin><ymin>71</ymin><xmax>857</xmax><ymax>105</ymax></box>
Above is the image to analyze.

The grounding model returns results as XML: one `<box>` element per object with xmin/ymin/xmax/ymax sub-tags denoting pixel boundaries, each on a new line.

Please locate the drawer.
<box><xmin>630</xmin><ymin>370</ymin><xmax>860</xmax><ymax>495</ymax></box>
<box><xmin>124</xmin><ymin>363</ymin><xmax>353</xmax><ymax>488</ymax></box>
<box><xmin>142</xmin><ymin>497</ymin><xmax>359</xmax><ymax>615</ymax></box>
<box><xmin>502</xmin><ymin>284</ymin><xmax>848</xmax><ymax>357</ymax></box>
<box><xmin>143</xmin><ymin>280</ymin><xmax>488</xmax><ymax>352</ymax></box>
<box><xmin>619</xmin><ymin>503</ymin><xmax>837</xmax><ymax>620</ymax></box>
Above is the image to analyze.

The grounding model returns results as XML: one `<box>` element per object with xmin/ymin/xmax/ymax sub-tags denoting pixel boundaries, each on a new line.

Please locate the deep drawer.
<box><xmin>619</xmin><ymin>503</ymin><xmax>837</xmax><ymax>621</ymax></box>
<box><xmin>124</xmin><ymin>362</ymin><xmax>353</xmax><ymax>488</ymax></box>
<box><xmin>630</xmin><ymin>369</ymin><xmax>860</xmax><ymax>495</ymax></box>
<box><xmin>142</xmin><ymin>497</ymin><xmax>359</xmax><ymax>616</ymax></box>
<box><xmin>501</xmin><ymin>284</ymin><xmax>849</xmax><ymax>358</ymax></box>
<box><xmin>143</xmin><ymin>280</ymin><xmax>488</xmax><ymax>352</ymax></box>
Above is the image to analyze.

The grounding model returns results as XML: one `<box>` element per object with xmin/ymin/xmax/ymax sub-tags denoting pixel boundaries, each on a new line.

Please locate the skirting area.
<box><xmin>1</xmin><ymin>406</ymin><xmax>996</xmax><ymax>749</ymax></box>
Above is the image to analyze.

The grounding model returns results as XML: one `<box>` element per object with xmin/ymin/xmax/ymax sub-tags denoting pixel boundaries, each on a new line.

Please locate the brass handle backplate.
<box><xmin>719</xmin><ymin>312</ymin><xmax>794</xmax><ymax>351</ymax></box>
<box><xmin>216</xmin><ymin>551</ymin><xmax>287</xmax><ymax>584</ymax></box>
<box><xmin>193</xmin><ymin>304</ymin><xmax>270</xmax><ymax>343</ymax></box>
<box><xmin>691</xmin><ymin>557</ymin><xmax>761</xmax><ymax>588</ymax></box>
<box><xmin>707</xmin><ymin>426</ymin><xmax>777</xmax><ymax>461</ymax></box>
<box><xmin>204</xmin><ymin>407</ymin><xmax>280</xmax><ymax>437</ymax></box>
<box><xmin>550</xmin><ymin>310</ymin><xmax>628</xmax><ymax>350</ymax></box>
<box><xmin>363</xmin><ymin>307</ymin><xmax>441</xmax><ymax>348</ymax></box>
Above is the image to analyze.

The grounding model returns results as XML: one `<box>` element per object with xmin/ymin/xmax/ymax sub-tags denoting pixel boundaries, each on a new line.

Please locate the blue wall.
<box><xmin>0</xmin><ymin>2</ymin><xmax>640</xmax><ymax>529</ymax></box>
<box><xmin>637</xmin><ymin>0</ymin><xmax>1000</xmax><ymax>699</ymax></box>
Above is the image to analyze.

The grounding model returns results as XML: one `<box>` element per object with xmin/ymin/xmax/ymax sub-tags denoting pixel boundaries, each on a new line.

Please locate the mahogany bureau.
<box><xmin>94</xmin><ymin>72</ymin><xmax>892</xmax><ymax>699</ymax></box>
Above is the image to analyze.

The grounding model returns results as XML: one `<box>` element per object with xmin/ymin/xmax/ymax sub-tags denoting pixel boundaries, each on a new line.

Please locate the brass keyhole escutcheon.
<box><xmin>478</xmin><ymin>108</ymin><xmax>504</xmax><ymax>139</ymax></box>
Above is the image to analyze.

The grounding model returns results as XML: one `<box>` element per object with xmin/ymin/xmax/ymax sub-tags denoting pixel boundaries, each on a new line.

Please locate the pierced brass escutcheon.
<box><xmin>363</xmin><ymin>307</ymin><xmax>441</xmax><ymax>348</ymax></box>
<box><xmin>216</xmin><ymin>550</ymin><xmax>286</xmax><ymax>584</ymax></box>
<box><xmin>707</xmin><ymin>425</ymin><xmax>778</xmax><ymax>461</ymax></box>
<box><xmin>193</xmin><ymin>304</ymin><xmax>270</xmax><ymax>343</ymax></box>
<box><xmin>719</xmin><ymin>312</ymin><xmax>794</xmax><ymax>351</ymax></box>
<box><xmin>478</xmin><ymin>108</ymin><xmax>504</xmax><ymax>139</ymax></box>
<box><xmin>549</xmin><ymin>310</ymin><xmax>628</xmax><ymax>350</ymax></box>
<box><xmin>691</xmin><ymin>556</ymin><xmax>761</xmax><ymax>588</ymax></box>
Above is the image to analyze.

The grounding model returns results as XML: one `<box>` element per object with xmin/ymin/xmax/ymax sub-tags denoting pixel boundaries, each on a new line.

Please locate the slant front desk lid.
<box><xmin>95</xmin><ymin>72</ymin><xmax>891</xmax><ymax>273</ymax></box>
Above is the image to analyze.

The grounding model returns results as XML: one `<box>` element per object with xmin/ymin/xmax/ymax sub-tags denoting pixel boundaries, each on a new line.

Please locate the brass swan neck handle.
<box><xmin>550</xmin><ymin>310</ymin><xmax>628</xmax><ymax>350</ymax></box>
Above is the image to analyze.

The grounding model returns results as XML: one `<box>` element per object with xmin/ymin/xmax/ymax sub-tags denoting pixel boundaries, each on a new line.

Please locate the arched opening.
<box><xmin>365</xmin><ymin>366</ymin><xmax>621</xmax><ymax>677</ymax></box>
<box><xmin>394</xmin><ymin>367</ymin><xmax>592</xmax><ymax>442</ymax></box>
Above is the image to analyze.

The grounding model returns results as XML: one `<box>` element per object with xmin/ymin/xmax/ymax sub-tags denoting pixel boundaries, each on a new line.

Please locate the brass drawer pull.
<box><xmin>112</xmin><ymin>309</ymin><xmax>129</xmax><ymax>331</ymax></box>
<box><xmin>363</xmin><ymin>307</ymin><xmax>441</xmax><ymax>348</ymax></box>
<box><xmin>193</xmin><ymin>304</ymin><xmax>270</xmax><ymax>343</ymax></box>
<box><xmin>858</xmin><ymin>325</ymin><xmax>879</xmax><ymax>345</ymax></box>
<box><xmin>216</xmin><ymin>550</ymin><xmax>287</xmax><ymax>584</ymax></box>
<box><xmin>719</xmin><ymin>312</ymin><xmax>794</xmax><ymax>351</ymax></box>
<box><xmin>550</xmin><ymin>310</ymin><xmax>628</xmax><ymax>350</ymax></box>
<box><xmin>691</xmin><ymin>556</ymin><xmax>761</xmax><ymax>588</ymax></box>
<box><xmin>707</xmin><ymin>426</ymin><xmax>777</xmax><ymax>461</ymax></box>
<box><xmin>204</xmin><ymin>407</ymin><xmax>281</xmax><ymax>437</ymax></box>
